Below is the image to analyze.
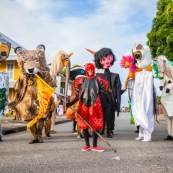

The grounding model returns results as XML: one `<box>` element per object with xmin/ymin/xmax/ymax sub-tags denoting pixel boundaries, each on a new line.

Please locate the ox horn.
<box><xmin>68</xmin><ymin>52</ymin><xmax>73</xmax><ymax>57</ymax></box>
<box><xmin>85</xmin><ymin>48</ymin><xmax>96</xmax><ymax>55</ymax></box>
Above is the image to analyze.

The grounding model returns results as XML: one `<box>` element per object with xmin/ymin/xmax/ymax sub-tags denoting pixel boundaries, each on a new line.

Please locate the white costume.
<box><xmin>157</xmin><ymin>56</ymin><xmax>173</xmax><ymax>139</ymax></box>
<box><xmin>131</xmin><ymin>44</ymin><xmax>154</xmax><ymax>142</ymax></box>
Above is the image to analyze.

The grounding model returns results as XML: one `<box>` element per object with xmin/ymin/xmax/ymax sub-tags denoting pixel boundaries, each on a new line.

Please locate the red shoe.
<box><xmin>81</xmin><ymin>145</ymin><xmax>91</xmax><ymax>151</ymax></box>
<box><xmin>91</xmin><ymin>146</ymin><xmax>104</xmax><ymax>152</ymax></box>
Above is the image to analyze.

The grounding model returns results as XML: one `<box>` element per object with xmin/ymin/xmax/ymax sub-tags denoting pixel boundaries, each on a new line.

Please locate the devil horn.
<box><xmin>85</xmin><ymin>48</ymin><xmax>96</xmax><ymax>55</ymax></box>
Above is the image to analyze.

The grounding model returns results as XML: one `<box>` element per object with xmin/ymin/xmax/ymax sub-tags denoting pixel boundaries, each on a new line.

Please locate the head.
<box><xmin>94</xmin><ymin>48</ymin><xmax>116</xmax><ymax>69</ymax></box>
<box><xmin>15</xmin><ymin>44</ymin><xmax>47</xmax><ymax>74</ymax></box>
<box><xmin>155</xmin><ymin>55</ymin><xmax>168</xmax><ymax>78</ymax></box>
<box><xmin>70</xmin><ymin>64</ymin><xmax>86</xmax><ymax>81</ymax></box>
<box><xmin>0</xmin><ymin>38</ymin><xmax>11</xmax><ymax>62</ymax></box>
<box><xmin>84</xmin><ymin>63</ymin><xmax>95</xmax><ymax>79</ymax></box>
<box><xmin>132</xmin><ymin>43</ymin><xmax>152</xmax><ymax>68</ymax></box>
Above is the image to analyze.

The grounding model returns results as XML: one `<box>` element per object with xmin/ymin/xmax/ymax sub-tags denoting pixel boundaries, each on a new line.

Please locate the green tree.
<box><xmin>147</xmin><ymin>0</ymin><xmax>173</xmax><ymax>60</ymax></box>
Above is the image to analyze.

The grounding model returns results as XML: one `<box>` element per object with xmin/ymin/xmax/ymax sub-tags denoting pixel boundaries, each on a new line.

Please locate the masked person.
<box><xmin>66</xmin><ymin>63</ymin><xmax>109</xmax><ymax>152</ymax></box>
<box><xmin>86</xmin><ymin>48</ymin><xmax>123</xmax><ymax>137</ymax></box>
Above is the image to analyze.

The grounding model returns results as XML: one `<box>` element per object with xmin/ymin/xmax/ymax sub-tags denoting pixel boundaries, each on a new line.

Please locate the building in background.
<box><xmin>0</xmin><ymin>32</ymin><xmax>71</xmax><ymax>101</ymax></box>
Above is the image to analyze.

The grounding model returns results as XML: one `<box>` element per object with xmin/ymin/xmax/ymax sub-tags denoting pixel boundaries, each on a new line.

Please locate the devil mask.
<box><xmin>84</xmin><ymin>63</ymin><xmax>95</xmax><ymax>79</ymax></box>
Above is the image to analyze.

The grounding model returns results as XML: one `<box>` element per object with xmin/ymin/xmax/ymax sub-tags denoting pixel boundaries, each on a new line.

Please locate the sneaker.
<box><xmin>91</xmin><ymin>146</ymin><xmax>104</xmax><ymax>152</ymax></box>
<box><xmin>142</xmin><ymin>139</ymin><xmax>152</xmax><ymax>142</ymax></box>
<box><xmin>81</xmin><ymin>145</ymin><xmax>91</xmax><ymax>151</ymax></box>
<box><xmin>135</xmin><ymin>136</ymin><xmax>143</xmax><ymax>141</ymax></box>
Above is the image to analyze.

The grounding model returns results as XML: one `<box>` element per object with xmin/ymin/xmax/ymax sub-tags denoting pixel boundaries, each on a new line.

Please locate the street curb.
<box><xmin>2</xmin><ymin>119</ymin><xmax>72</xmax><ymax>135</ymax></box>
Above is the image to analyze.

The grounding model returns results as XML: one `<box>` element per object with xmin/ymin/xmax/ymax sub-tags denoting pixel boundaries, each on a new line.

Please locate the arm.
<box><xmin>66</xmin><ymin>84</ymin><xmax>81</xmax><ymax>107</ymax></box>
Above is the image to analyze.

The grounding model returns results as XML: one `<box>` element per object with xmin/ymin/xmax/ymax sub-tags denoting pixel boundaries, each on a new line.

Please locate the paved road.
<box><xmin>0</xmin><ymin>113</ymin><xmax>172</xmax><ymax>173</ymax></box>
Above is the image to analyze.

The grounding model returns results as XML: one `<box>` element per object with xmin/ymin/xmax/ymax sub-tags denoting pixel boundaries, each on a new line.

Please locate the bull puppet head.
<box><xmin>15</xmin><ymin>44</ymin><xmax>47</xmax><ymax>74</ymax></box>
<box><xmin>0</xmin><ymin>38</ymin><xmax>11</xmax><ymax>62</ymax></box>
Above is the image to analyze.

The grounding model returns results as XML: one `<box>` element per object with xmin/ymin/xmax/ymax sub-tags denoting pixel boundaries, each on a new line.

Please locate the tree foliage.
<box><xmin>147</xmin><ymin>0</ymin><xmax>173</xmax><ymax>60</ymax></box>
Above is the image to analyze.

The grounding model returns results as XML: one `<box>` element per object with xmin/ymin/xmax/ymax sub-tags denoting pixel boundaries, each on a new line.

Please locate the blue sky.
<box><xmin>1</xmin><ymin>0</ymin><xmax>159</xmax><ymax>106</ymax></box>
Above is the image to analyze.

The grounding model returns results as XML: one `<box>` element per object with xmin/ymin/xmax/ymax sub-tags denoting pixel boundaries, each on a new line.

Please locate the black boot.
<box><xmin>164</xmin><ymin>135</ymin><xmax>172</xmax><ymax>140</ymax></box>
<box><xmin>134</xmin><ymin>126</ymin><xmax>139</xmax><ymax>133</ymax></box>
<box><xmin>0</xmin><ymin>137</ymin><xmax>2</xmax><ymax>142</ymax></box>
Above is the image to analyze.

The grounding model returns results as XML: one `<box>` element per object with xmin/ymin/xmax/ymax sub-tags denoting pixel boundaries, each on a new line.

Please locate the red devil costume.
<box><xmin>86</xmin><ymin>48</ymin><xmax>124</xmax><ymax>138</ymax></box>
<box><xmin>66</xmin><ymin>63</ymin><xmax>109</xmax><ymax>152</ymax></box>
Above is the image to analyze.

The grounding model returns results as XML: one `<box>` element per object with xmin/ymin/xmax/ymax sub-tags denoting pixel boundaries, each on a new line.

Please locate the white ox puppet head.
<box><xmin>132</xmin><ymin>43</ymin><xmax>152</xmax><ymax>69</ymax></box>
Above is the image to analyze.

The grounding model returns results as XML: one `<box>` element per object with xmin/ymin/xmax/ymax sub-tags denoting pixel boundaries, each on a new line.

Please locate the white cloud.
<box><xmin>1</xmin><ymin>0</ymin><xmax>158</xmax><ymax>105</ymax></box>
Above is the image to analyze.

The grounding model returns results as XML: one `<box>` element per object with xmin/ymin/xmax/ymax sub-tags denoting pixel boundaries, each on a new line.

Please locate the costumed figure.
<box><xmin>120</xmin><ymin>55</ymin><xmax>140</xmax><ymax>132</ymax></box>
<box><xmin>44</xmin><ymin>50</ymin><xmax>72</xmax><ymax>137</ymax></box>
<box><xmin>0</xmin><ymin>38</ymin><xmax>11</xmax><ymax>142</ymax></box>
<box><xmin>86</xmin><ymin>48</ymin><xmax>123</xmax><ymax>138</ymax></box>
<box><xmin>66</xmin><ymin>63</ymin><xmax>109</xmax><ymax>152</ymax></box>
<box><xmin>65</xmin><ymin>64</ymin><xmax>86</xmax><ymax>138</ymax></box>
<box><xmin>8</xmin><ymin>45</ymin><xmax>56</xmax><ymax>144</ymax></box>
<box><xmin>131</xmin><ymin>43</ymin><xmax>154</xmax><ymax>142</ymax></box>
<box><xmin>156</xmin><ymin>55</ymin><xmax>173</xmax><ymax>140</ymax></box>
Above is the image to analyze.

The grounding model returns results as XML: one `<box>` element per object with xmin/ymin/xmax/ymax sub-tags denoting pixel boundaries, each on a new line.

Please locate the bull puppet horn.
<box><xmin>85</xmin><ymin>48</ymin><xmax>96</xmax><ymax>55</ymax></box>
<box><xmin>68</xmin><ymin>52</ymin><xmax>73</xmax><ymax>57</ymax></box>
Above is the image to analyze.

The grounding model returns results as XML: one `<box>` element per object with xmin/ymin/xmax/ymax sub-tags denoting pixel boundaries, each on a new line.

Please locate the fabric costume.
<box><xmin>0</xmin><ymin>38</ymin><xmax>11</xmax><ymax>142</ymax></box>
<box><xmin>131</xmin><ymin>44</ymin><xmax>154</xmax><ymax>142</ymax></box>
<box><xmin>86</xmin><ymin>48</ymin><xmax>122</xmax><ymax>137</ymax></box>
<box><xmin>8</xmin><ymin>45</ymin><xmax>56</xmax><ymax>143</ymax></box>
<box><xmin>156</xmin><ymin>56</ymin><xmax>173</xmax><ymax>140</ymax></box>
<box><xmin>66</xmin><ymin>63</ymin><xmax>109</xmax><ymax>149</ymax></box>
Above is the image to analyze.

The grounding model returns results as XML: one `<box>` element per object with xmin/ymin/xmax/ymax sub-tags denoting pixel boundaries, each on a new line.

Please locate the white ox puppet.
<box><xmin>156</xmin><ymin>55</ymin><xmax>173</xmax><ymax>140</ymax></box>
<box><xmin>131</xmin><ymin>43</ymin><xmax>154</xmax><ymax>142</ymax></box>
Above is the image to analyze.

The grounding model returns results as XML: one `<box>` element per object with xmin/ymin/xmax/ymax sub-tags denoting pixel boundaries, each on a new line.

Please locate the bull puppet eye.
<box><xmin>65</xmin><ymin>58</ymin><xmax>69</xmax><ymax>62</ymax></box>
<box><xmin>1</xmin><ymin>51</ymin><xmax>7</xmax><ymax>56</ymax></box>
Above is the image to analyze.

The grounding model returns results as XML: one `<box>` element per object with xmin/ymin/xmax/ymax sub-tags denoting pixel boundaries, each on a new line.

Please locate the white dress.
<box><xmin>131</xmin><ymin>70</ymin><xmax>154</xmax><ymax>140</ymax></box>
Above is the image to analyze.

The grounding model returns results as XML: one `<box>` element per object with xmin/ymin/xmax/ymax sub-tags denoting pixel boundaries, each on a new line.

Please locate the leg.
<box><xmin>104</xmin><ymin>107</ymin><xmax>112</xmax><ymax>138</ymax></box>
<box><xmin>36</xmin><ymin>119</ymin><xmax>44</xmax><ymax>143</ymax></box>
<box><xmin>135</xmin><ymin>126</ymin><xmax>144</xmax><ymax>140</ymax></box>
<box><xmin>81</xmin><ymin>129</ymin><xmax>91</xmax><ymax>151</ymax></box>
<box><xmin>135</xmin><ymin>125</ymin><xmax>140</xmax><ymax>133</ymax></box>
<box><xmin>83</xmin><ymin>128</ymin><xmax>90</xmax><ymax>146</ymax></box>
<box><xmin>73</xmin><ymin>119</ymin><xmax>77</xmax><ymax>132</ymax></box>
<box><xmin>45</xmin><ymin>117</ymin><xmax>52</xmax><ymax>138</ymax></box>
<box><xmin>110</xmin><ymin>109</ymin><xmax>115</xmax><ymax>132</ymax></box>
<box><xmin>29</xmin><ymin>123</ymin><xmax>38</xmax><ymax>144</ymax></box>
<box><xmin>51</xmin><ymin>110</ymin><xmax>56</xmax><ymax>132</ymax></box>
<box><xmin>92</xmin><ymin>130</ymin><xmax>104</xmax><ymax>152</ymax></box>
<box><xmin>164</xmin><ymin>115</ymin><xmax>173</xmax><ymax>140</ymax></box>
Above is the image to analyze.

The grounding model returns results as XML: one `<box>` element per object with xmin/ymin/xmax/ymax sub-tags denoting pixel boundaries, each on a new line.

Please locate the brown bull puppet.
<box><xmin>8</xmin><ymin>45</ymin><xmax>56</xmax><ymax>144</ymax></box>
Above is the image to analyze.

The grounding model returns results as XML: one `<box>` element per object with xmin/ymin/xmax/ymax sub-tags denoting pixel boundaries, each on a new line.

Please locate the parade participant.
<box><xmin>0</xmin><ymin>38</ymin><xmax>11</xmax><ymax>142</ymax></box>
<box><xmin>156</xmin><ymin>55</ymin><xmax>173</xmax><ymax>141</ymax></box>
<box><xmin>66</xmin><ymin>63</ymin><xmax>109</xmax><ymax>152</ymax></box>
<box><xmin>86</xmin><ymin>48</ymin><xmax>123</xmax><ymax>138</ymax></box>
<box><xmin>131</xmin><ymin>43</ymin><xmax>154</xmax><ymax>142</ymax></box>
<box><xmin>8</xmin><ymin>45</ymin><xmax>56</xmax><ymax>144</ymax></box>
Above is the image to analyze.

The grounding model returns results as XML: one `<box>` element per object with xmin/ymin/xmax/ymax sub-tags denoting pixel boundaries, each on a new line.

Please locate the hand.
<box><xmin>66</xmin><ymin>102</ymin><xmax>72</xmax><ymax>107</ymax></box>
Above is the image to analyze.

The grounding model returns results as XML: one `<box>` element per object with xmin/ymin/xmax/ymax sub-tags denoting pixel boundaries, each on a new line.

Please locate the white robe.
<box><xmin>131</xmin><ymin>70</ymin><xmax>154</xmax><ymax>140</ymax></box>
